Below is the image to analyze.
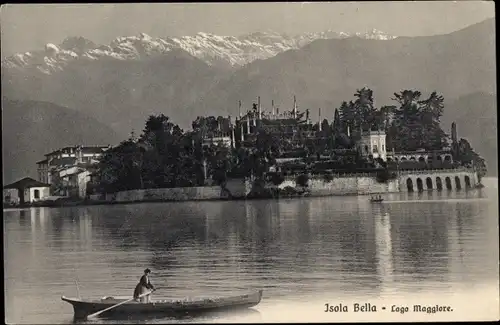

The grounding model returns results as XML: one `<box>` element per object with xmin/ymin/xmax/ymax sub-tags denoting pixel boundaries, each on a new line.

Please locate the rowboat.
<box><xmin>62</xmin><ymin>290</ymin><xmax>263</xmax><ymax>319</ymax></box>
<box><xmin>370</xmin><ymin>197</ymin><xmax>384</xmax><ymax>203</ymax></box>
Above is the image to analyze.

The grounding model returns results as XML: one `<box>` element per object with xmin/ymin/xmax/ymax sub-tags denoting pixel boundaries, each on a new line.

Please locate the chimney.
<box><xmin>272</xmin><ymin>100</ymin><xmax>275</xmax><ymax>116</ymax></box>
<box><xmin>238</xmin><ymin>100</ymin><xmax>242</xmax><ymax>117</ymax></box>
<box><xmin>240</xmin><ymin>123</ymin><xmax>245</xmax><ymax>141</ymax></box>
<box><xmin>246</xmin><ymin>115</ymin><xmax>250</xmax><ymax>134</ymax></box>
<box><xmin>347</xmin><ymin>125</ymin><xmax>351</xmax><ymax>137</ymax></box>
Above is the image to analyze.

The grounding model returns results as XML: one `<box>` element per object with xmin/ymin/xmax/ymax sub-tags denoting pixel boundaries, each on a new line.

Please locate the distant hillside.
<box><xmin>442</xmin><ymin>92</ymin><xmax>497</xmax><ymax>176</ymax></box>
<box><xmin>2</xmin><ymin>99</ymin><xmax>121</xmax><ymax>185</ymax></box>
<box><xmin>185</xmin><ymin>18</ymin><xmax>495</xmax><ymax>125</ymax></box>
<box><xmin>2</xmin><ymin>49</ymin><xmax>229</xmax><ymax>138</ymax></box>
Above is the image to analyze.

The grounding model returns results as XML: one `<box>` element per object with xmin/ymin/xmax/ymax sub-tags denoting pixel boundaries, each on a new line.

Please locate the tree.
<box><xmin>388</xmin><ymin>90</ymin><xmax>448</xmax><ymax>151</ymax></box>
<box><xmin>96</xmin><ymin>138</ymin><xmax>145</xmax><ymax>193</ymax></box>
<box><xmin>457</xmin><ymin>138</ymin><xmax>487</xmax><ymax>177</ymax></box>
<box><xmin>353</xmin><ymin>87</ymin><xmax>377</xmax><ymax>130</ymax></box>
<box><xmin>379</xmin><ymin>105</ymin><xmax>397</xmax><ymax>130</ymax></box>
<box><xmin>417</xmin><ymin>92</ymin><xmax>448</xmax><ymax>150</ymax></box>
<box><xmin>320</xmin><ymin>119</ymin><xmax>331</xmax><ymax>135</ymax></box>
<box><xmin>339</xmin><ymin>101</ymin><xmax>354</xmax><ymax>133</ymax></box>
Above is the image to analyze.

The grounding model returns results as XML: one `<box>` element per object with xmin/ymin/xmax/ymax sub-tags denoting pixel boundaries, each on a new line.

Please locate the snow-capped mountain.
<box><xmin>2</xmin><ymin>29</ymin><xmax>397</xmax><ymax>74</ymax></box>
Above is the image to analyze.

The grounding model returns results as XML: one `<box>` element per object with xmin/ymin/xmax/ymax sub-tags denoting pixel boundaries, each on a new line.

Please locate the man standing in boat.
<box><xmin>133</xmin><ymin>268</ymin><xmax>155</xmax><ymax>303</ymax></box>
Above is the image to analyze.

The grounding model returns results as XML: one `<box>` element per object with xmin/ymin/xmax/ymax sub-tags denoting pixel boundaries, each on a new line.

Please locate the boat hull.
<box><xmin>62</xmin><ymin>290</ymin><xmax>263</xmax><ymax>319</ymax></box>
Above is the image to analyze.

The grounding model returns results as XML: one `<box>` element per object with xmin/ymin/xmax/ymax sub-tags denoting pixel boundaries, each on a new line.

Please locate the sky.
<box><xmin>0</xmin><ymin>2</ymin><xmax>495</xmax><ymax>57</ymax></box>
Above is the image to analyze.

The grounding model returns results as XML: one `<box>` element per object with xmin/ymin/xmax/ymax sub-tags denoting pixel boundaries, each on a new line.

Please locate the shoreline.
<box><xmin>2</xmin><ymin>185</ymin><xmax>486</xmax><ymax>209</ymax></box>
<box><xmin>3</xmin><ymin>173</ymin><xmax>488</xmax><ymax>210</ymax></box>
<box><xmin>3</xmin><ymin>191</ymin><xmax>377</xmax><ymax>209</ymax></box>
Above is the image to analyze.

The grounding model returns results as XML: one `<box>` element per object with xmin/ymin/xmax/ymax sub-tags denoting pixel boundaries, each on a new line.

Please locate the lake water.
<box><xmin>4</xmin><ymin>178</ymin><xmax>499</xmax><ymax>323</ymax></box>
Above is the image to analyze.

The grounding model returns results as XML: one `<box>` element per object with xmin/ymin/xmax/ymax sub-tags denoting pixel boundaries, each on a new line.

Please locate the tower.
<box><xmin>356</xmin><ymin>129</ymin><xmax>387</xmax><ymax>161</ymax></box>
<box><xmin>451</xmin><ymin>122</ymin><xmax>457</xmax><ymax>144</ymax></box>
<box><xmin>318</xmin><ymin>107</ymin><xmax>322</xmax><ymax>131</ymax></box>
<box><xmin>258</xmin><ymin>96</ymin><xmax>261</xmax><ymax>119</ymax></box>
<box><xmin>293</xmin><ymin>95</ymin><xmax>297</xmax><ymax>119</ymax></box>
<box><xmin>451</xmin><ymin>121</ymin><xmax>458</xmax><ymax>157</ymax></box>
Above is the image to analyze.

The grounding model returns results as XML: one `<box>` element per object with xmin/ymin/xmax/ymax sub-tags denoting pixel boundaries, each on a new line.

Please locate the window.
<box><xmin>382</xmin><ymin>144</ymin><xmax>385</xmax><ymax>151</ymax></box>
<box><xmin>34</xmin><ymin>189</ymin><xmax>40</xmax><ymax>199</ymax></box>
<box><xmin>364</xmin><ymin>145</ymin><xmax>369</xmax><ymax>153</ymax></box>
<box><xmin>373</xmin><ymin>145</ymin><xmax>378</xmax><ymax>153</ymax></box>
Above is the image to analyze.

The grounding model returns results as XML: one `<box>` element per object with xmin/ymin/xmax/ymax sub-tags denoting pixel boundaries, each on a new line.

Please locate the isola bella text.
<box><xmin>324</xmin><ymin>303</ymin><xmax>454</xmax><ymax>314</ymax></box>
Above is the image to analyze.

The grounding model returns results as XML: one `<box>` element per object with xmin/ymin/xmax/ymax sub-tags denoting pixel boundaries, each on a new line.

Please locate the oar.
<box><xmin>86</xmin><ymin>289</ymin><xmax>155</xmax><ymax>319</ymax></box>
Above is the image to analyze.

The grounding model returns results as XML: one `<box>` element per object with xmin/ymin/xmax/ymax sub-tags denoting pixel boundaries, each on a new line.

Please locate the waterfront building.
<box><xmin>356</xmin><ymin>129</ymin><xmax>388</xmax><ymax>161</ymax></box>
<box><xmin>202</xmin><ymin>132</ymin><xmax>234</xmax><ymax>148</ymax></box>
<box><xmin>35</xmin><ymin>145</ymin><xmax>110</xmax><ymax>198</ymax></box>
<box><xmin>3</xmin><ymin>177</ymin><xmax>51</xmax><ymax>205</ymax></box>
<box><xmin>234</xmin><ymin>96</ymin><xmax>320</xmax><ymax>149</ymax></box>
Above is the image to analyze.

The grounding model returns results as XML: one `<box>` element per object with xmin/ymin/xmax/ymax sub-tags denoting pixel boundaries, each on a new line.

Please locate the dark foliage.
<box><xmin>296</xmin><ymin>173</ymin><xmax>310</xmax><ymax>187</ymax></box>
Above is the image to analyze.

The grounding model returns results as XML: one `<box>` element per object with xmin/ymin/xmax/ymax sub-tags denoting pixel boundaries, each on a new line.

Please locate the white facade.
<box><xmin>57</xmin><ymin>167</ymin><xmax>92</xmax><ymax>198</ymax></box>
<box><xmin>202</xmin><ymin>136</ymin><xmax>232</xmax><ymax>148</ymax></box>
<box><xmin>77</xmin><ymin>170</ymin><xmax>92</xmax><ymax>198</ymax></box>
<box><xmin>23</xmin><ymin>186</ymin><xmax>50</xmax><ymax>203</ymax></box>
<box><xmin>356</xmin><ymin>130</ymin><xmax>387</xmax><ymax>161</ymax></box>
<box><xmin>37</xmin><ymin>145</ymin><xmax>109</xmax><ymax>197</ymax></box>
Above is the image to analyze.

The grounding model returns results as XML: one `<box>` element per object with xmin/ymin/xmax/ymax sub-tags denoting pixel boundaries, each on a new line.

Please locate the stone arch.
<box><xmin>465</xmin><ymin>175</ymin><xmax>471</xmax><ymax>189</ymax></box>
<box><xmin>394</xmin><ymin>157</ymin><xmax>399</xmax><ymax>162</ymax></box>
<box><xmin>406</xmin><ymin>178</ymin><xmax>414</xmax><ymax>192</ymax></box>
<box><xmin>436</xmin><ymin>155</ymin><xmax>443</xmax><ymax>162</ymax></box>
<box><xmin>386</xmin><ymin>157</ymin><xmax>393</xmax><ymax>162</ymax></box>
<box><xmin>418</xmin><ymin>156</ymin><xmax>426</xmax><ymax>163</ymax></box>
<box><xmin>401</xmin><ymin>157</ymin><xmax>407</xmax><ymax>161</ymax></box>
<box><xmin>444</xmin><ymin>155</ymin><xmax>452</xmax><ymax>162</ymax></box>
<box><xmin>410</xmin><ymin>156</ymin><xmax>416</xmax><ymax>161</ymax></box>
<box><xmin>445</xmin><ymin>177</ymin><xmax>452</xmax><ymax>190</ymax></box>
<box><xmin>436</xmin><ymin>177</ymin><xmax>443</xmax><ymax>191</ymax></box>
<box><xmin>416</xmin><ymin>178</ymin><xmax>424</xmax><ymax>192</ymax></box>
<box><xmin>455</xmin><ymin>176</ymin><xmax>462</xmax><ymax>190</ymax></box>
<box><xmin>426</xmin><ymin>177</ymin><xmax>433</xmax><ymax>190</ymax></box>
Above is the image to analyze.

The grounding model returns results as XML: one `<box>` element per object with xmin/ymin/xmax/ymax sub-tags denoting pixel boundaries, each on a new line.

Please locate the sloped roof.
<box><xmin>49</xmin><ymin>157</ymin><xmax>77</xmax><ymax>166</ymax></box>
<box><xmin>4</xmin><ymin>177</ymin><xmax>51</xmax><ymax>189</ymax></box>
<box><xmin>81</xmin><ymin>146</ymin><xmax>108</xmax><ymax>154</ymax></box>
<box><xmin>44</xmin><ymin>145</ymin><xmax>109</xmax><ymax>157</ymax></box>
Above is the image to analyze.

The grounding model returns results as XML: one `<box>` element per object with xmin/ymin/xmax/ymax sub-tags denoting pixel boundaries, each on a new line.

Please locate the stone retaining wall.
<box><xmin>273</xmin><ymin>175</ymin><xmax>399</xmax><ymax>195</ymax></box>
<box><xmin>102</xmin><ymin>168</ymin><xmax>480</xmax><ymax>202</ymax></box>
<box><xmin>105</xmin><ymin>186</ymin><xmax>223</xmax><ymax>202</ymax></box>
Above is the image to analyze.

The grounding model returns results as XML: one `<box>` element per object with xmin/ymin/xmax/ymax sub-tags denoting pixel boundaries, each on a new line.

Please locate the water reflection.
<box><xmin>69</xmin><ymin>307</ymin><xmax>262</xmax><ymax>324</ymax></box>
<box><xmin>374</xmin><ymin>210</ymin><xmax>394</xmax><ymax>294</ymax></box>
<box><xmin>3</xmin><ymin>180</ymin><xmax>498</xmax><ymax>324</ymax></box>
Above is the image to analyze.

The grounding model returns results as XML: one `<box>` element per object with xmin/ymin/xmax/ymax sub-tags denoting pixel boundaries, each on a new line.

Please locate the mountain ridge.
<box><xmin>2</xmin><ymin>28</ymin><xmax>397</xmax><ymax>73</ymax></box>
<box><xmin>184</xmin><ymin>18</ymin><xmax>495</xmax><ymax>123</ymax></box>
<box><xmin>1</xmin><ymin>18</ymin><xmax>495</xmax><ymax>179</ymax></box>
